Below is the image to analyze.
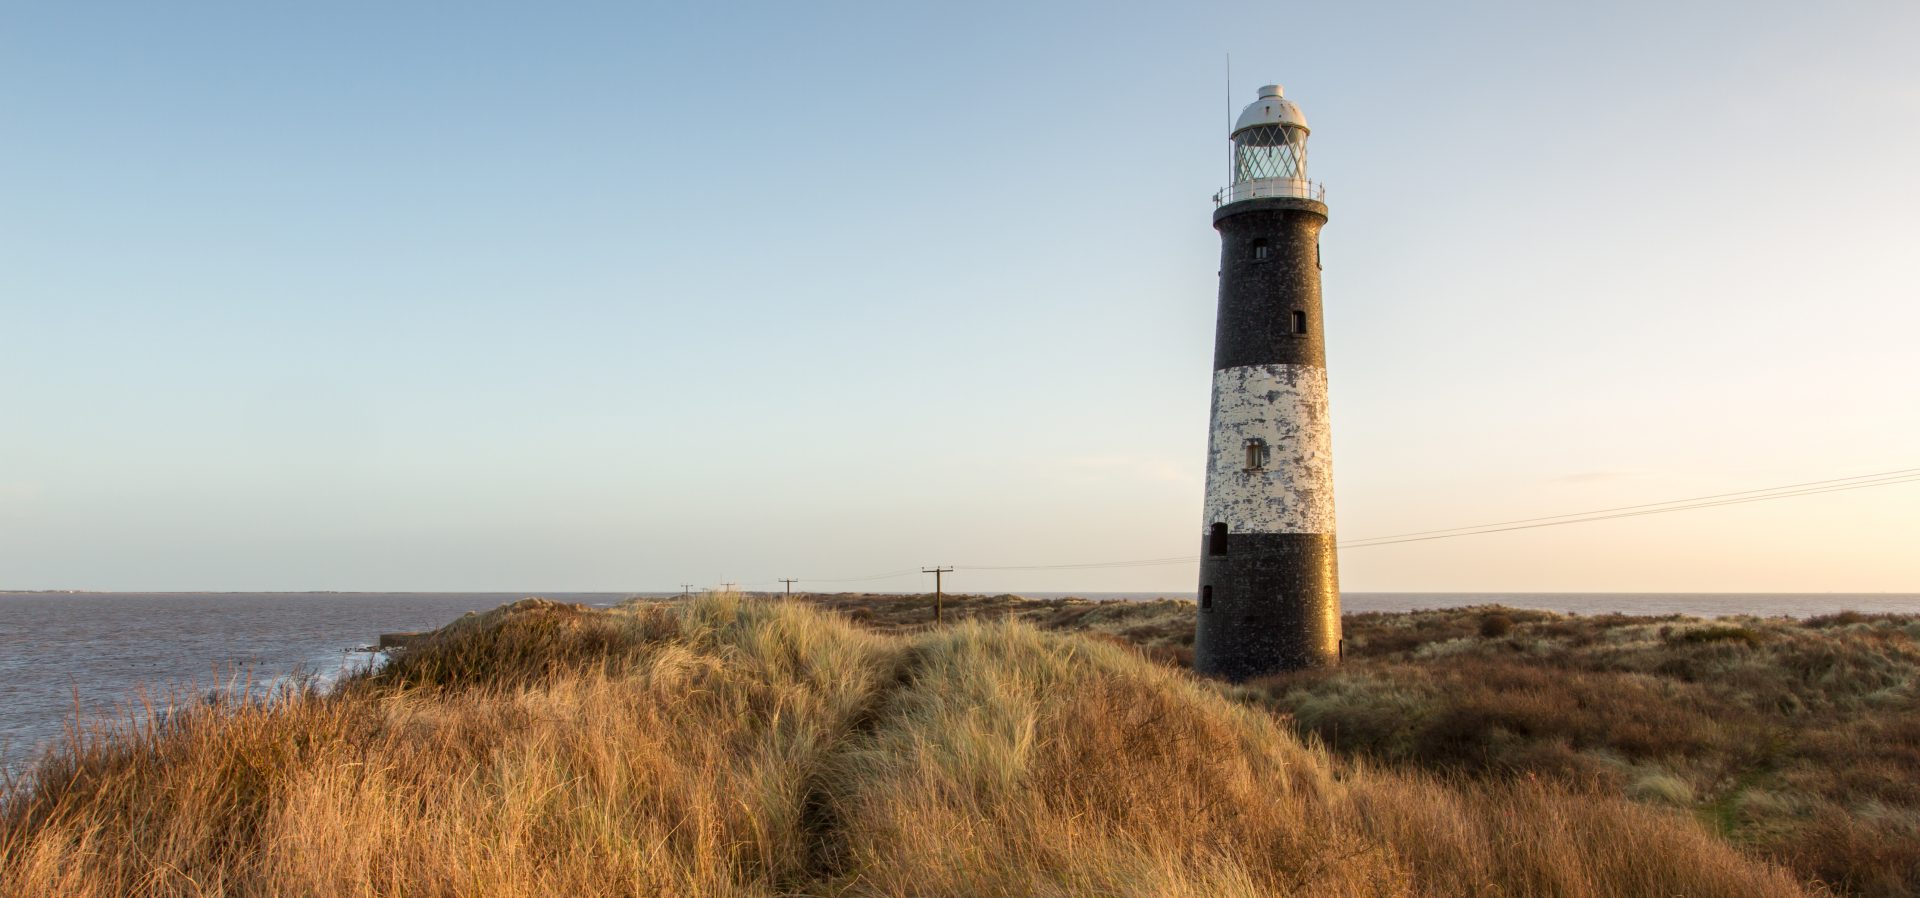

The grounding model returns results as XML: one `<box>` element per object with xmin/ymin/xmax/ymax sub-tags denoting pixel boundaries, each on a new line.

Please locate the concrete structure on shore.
<box><xmin>1194</xmin><ymin>84</ymin><xmax>1342</xmax><ymax>680</ymax></box>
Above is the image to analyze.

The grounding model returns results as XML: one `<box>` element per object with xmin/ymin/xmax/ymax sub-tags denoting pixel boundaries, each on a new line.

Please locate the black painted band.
<box><xmin>1195</xmin><ymin>531</ymin><xmax>1341</xmax><ymax>680</ymax></box>
<box><xmin>1212</xmin><ymin>199</ymin><xmax>1328</xmax><ymax>371</ymax></box>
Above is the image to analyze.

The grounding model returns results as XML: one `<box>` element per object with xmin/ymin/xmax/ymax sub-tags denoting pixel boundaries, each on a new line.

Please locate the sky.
<box><xmin>2</xmin><ymin>1</ymin><xmax>1916</xmax><ymax>594</ymax></box>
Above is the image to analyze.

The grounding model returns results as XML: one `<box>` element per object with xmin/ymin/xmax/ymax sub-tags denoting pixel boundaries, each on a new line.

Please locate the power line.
<box><xmin>704</xmin><ymin>465</ymin><xmax>1920</xmax><ymax>583</ymax></box>
<box><xmin>1341</xmin><ymin>466</ymin><xmax>1920</xmax><ymax>546</ymax></box>
<box><xmin>795</xmin><ymin>569</ymin><xmax>923</xmax><ymax>583</ymax></box>
<box><xmin>959</xmin><ymin>555</ymin><xmax>1199</xmax><ymax>571</ymax></box>
<box><xmin>1340</xmin><ymin>472</ymin><xmax>1920</xmax><ymax>550</ymax></box>
<box><xmin>965</xmin><ymin>464</ymin><xmax>1920</xmax><ymax>571</ymax></box>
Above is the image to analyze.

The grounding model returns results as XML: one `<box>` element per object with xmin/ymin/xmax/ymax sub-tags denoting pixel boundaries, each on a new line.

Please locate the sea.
<box><xmin>3</xmin><ymin>590</ymin><xmax>1916</xmax><ymax>775</ymax></box>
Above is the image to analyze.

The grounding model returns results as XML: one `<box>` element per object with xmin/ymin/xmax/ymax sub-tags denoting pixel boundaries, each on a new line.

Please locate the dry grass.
<box><xmin>810</xmin><ymin>617</ymin><xmax>1807</xmax><ymax>897</ymax></box>
<box><xmin>798</xmin><ymin>593</ymin><xmax>1920</xmax><ymax>896</ymax></box>
<box><xmin>3</xmin><ymin>595</ymin><xmax>892</xmax><ymax>897</ymax></box>
<box><xmin>786</xmin><ymin>591</ymin><xmax>1197</xmax><ymax>666</ymax></box>
<box><xmin>1252</xmin><ymin>605</ymin><xmax>1920</xmax><ymax>897</ymax></box>
<box><xmin>0</xmin><ymin>594</ymin><xmax>1818</xmax><ymax>897</ymax></box>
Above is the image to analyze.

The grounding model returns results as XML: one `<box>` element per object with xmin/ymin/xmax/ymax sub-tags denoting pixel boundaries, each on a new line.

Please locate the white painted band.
<box><xmin>1202</xmin><ymin>363</ymin><xmax>1336</xmax><ymax>535</ymax></box>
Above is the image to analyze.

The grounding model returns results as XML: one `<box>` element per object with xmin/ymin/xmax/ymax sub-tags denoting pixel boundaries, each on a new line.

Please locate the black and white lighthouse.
<box><xmin>1194</xmin><ymin>84</ymin><xmax>1341</xmax><ymax>680</ymax></box>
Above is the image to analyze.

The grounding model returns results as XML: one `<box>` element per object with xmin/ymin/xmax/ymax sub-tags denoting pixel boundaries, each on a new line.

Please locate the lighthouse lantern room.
<box><xmin>1221</xmin><ymin>84</ymin><xmax>1319</xmax><ymax>204</ymax></box>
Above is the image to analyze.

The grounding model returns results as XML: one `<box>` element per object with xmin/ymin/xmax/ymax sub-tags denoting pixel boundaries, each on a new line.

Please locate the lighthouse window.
<box><xmin>1291</xmin><ymin>310</ymin><xmax>1308</xmax><ymax>334</ymax></box>
<box><xmin>1251</xmin><ymin>239</ymin><xmax>1270</xmax><ymax>261</ymax></box>
<box><xmin>1201</xmin><ymin>586</ymin><xmax>1214</xmax><ymax>610</ymax></box>
<box><xmin>1244</xmin><ymin>438</ymin><xmax>1269</xmax><ymax>471</ymax></box>
<box><xmin>1210</xmin><ymin>522</ymin><xmax>1229</xmax><ymax>556</ymax></box>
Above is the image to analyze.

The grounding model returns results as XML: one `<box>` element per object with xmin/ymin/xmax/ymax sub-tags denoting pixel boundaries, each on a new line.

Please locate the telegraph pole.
<box><xmin>720</xmin><ymin>582</ymin><xmax>737</xmax><ymax>594</ymax></box>
<box><xmin>922</xmin><ymin>566</ymin><xmax>953</xmax><ymax>624</ymax></box>
<box><xmin>779</xmin><ymin>578</ymin><xmax>798</xmax><ymax>597</ymax></box>
<box><xmin>681</xmin><ymin>584</ymin><xmax>693</xmax><ymax>598</ymax></box>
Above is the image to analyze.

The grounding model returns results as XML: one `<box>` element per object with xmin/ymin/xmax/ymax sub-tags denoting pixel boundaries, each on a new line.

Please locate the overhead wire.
<box><xmin>959</xmin><ymin>555</ymin><xmax>1199</xmax><ymax>571</ymax></box>
<box><xmin>1339</xmin><ymin>472</ymin><xmax>1920</xmax><ymax>550</ymax></box>
<box><xmin>1339</xmin><ymin>466</ymin><xmax>1920</xmax><ymax>546</ymax></box>
<box><xmin>690</xmin><ymin>465</ymin><xmax>1920</xmax><ymax>585</ymax></box>
<box><xmin>797</xmin><ymin>569</ymin><xmax>925</xmax><ymax>583</ymax></box>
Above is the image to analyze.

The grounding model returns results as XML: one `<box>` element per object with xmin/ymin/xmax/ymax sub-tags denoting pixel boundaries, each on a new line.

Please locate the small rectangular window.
<box><xmin>1201</xmin><ymin>585</ymin><xmax>1213</xmax><ymax>610</ymax></box>
<box><xmin>1209</xmin><ymin>522</ymin><xmax>1229</xmax><ymax>556</ymax></box>
<box><xmin>1291</xmin><ymin>310</ymin><xmax>1307</xmax><ymax>334</ymax></box>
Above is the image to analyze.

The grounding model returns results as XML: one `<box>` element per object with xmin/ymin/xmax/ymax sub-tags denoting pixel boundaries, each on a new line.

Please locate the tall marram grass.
<box><xmin>0</xmin><ymin>596</ymin><xmax>1820</xmax><ymax>897</ymax></box>
<box><xmin>1253</xmin><ymin>605</ymin><xmax>1920</xmax><ymax>895</ymax></box>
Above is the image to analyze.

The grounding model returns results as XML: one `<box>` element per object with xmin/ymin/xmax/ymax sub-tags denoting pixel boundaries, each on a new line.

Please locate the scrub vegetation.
<box><xmin>0</xmin><ymin>594</ymin><xmax>1818</xmax><ymax>897</ymax></box>
<box><xmin>846</xmin><ymin>595</ymin><xmax>1920</xmax><ymax>895</ymax></box>
<box><xmin>796</xmin><ymin>594</ymin><xmax>1920</xmax><ymax>895</ymax></box>
<box><xmin>841</xmin><ymin>594</ymin><xmax>1919</xmax><ymax>896</ymax></box>
<box><xmin>1249</xmin><ymin>605</ymin><xmax>1920</xmax><ymax>897</ymax></box>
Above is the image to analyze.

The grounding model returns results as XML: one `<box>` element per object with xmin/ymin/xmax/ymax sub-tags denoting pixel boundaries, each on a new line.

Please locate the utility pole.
<box><xmin>922</xmin><ymin>566</ymin><xmax>953</xmax><ymax>625</ymax></box>
<box><xmin>681</xmin><ymin>584</ymin><xmax>693</xmax><ymax>598</ymax></box>
<box><xmin>778</xmin><ymin>578</ymin><xmax>798</xmax><ymax>597</ymax></box>
<box><xmin>720</xmin><ymin>582</ymin><xmax>737</xmax><ymax>594</ymax></box>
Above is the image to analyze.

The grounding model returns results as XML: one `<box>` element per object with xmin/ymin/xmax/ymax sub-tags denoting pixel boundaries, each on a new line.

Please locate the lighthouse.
<box><xmin>1194</xmin><ymin>84</ymin><xmax>1341</xmax><ymax>680</ymax></box>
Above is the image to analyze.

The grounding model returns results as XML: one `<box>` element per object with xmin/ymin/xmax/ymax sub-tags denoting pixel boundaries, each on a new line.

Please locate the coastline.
<box><xmin>10</xmin><ymin>594</ymin><xmax>1863</xmax><ymax>896</ymax></box>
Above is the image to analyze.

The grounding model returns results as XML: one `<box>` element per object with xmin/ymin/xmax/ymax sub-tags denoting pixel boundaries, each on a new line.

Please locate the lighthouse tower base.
<box><xmin>1195</xmin><ymin>533</ymin><xmax>1340</xmax><ymax>679</ymax></box>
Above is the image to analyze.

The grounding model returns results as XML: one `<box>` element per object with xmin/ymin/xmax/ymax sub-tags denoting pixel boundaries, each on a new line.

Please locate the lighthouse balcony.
<box><xmin>1215</xmin><ymin>178</ymin><xmax>1326</xmax><ymax>206</ymax></box>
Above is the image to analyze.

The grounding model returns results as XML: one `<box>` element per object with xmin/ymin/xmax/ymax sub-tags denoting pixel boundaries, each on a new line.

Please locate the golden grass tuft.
<box><xmin>1</xmin><ymin>596</ymin><xmax>1820</xmax><ymax>897</ymax></box>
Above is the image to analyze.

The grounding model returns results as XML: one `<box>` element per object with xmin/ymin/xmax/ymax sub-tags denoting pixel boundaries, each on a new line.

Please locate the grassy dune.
<box><xmin>811</xmin><ymin>593</ymin><xmax>1917</xmax><ymax>895</ymax></box>
<box><xmin>1</xmin><ymin>595</ymin><xmax>1819</xmax><ymax>897</ymax></box>
<box><xmin>1253</xmin><ymin>606</ymin><xmax>1920</xmax><ymax>897</ymax></box>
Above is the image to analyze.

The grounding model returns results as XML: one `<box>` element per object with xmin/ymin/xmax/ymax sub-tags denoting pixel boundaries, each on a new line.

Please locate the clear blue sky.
<box><xmin>3</xmin><ymin>1</ymin><xmax>1916</xmax><ymax>593</ymax></box>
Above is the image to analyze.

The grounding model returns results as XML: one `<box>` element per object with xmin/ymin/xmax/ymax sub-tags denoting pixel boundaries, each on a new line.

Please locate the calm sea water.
<box><xmin>3</xmin><ymin>590</ymin><xmax>1915</xmax><ymax>772</ymax></box>
<box><xmin>0</xmin><ymin>592</ymin><xmax>650</xmax><ymax>774</ymax></box>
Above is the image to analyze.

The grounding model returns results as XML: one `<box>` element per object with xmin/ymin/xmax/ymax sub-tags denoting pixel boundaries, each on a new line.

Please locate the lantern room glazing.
<box><xmin>1218</xmin><ymin>84</ymin><xmax>1323</xmax><ymax>205</ymax></box>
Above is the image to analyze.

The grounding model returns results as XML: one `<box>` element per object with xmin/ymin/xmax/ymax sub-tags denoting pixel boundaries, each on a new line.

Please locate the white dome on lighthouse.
<box><xmin>1232</xmin><ymin>84</ymin><xmax>1308</xmax><ymax>135</ymax></box>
